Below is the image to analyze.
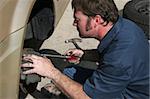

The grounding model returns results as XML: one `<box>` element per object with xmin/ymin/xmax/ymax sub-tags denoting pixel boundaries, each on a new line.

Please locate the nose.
<box><xmin>73</xmin><ymin>21</ymin><xmax>77</xmax><ymax>26</ymax></box>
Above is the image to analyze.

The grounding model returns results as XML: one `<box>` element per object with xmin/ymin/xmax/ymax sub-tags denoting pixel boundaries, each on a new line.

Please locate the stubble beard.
<box><xmin>86</xmin><ymin>17</ymin><xmax>92</xmax><ymax>31</ymax></box>
<box><xmin>78</xmin><ymin>17</ymin><xmax>92</xmax><ymax>38</ymax></box>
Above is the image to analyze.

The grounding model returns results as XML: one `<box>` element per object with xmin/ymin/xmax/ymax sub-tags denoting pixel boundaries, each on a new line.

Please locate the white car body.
<box><xmin>0</xmin><ymin>0</ymin><xmax>69</xmax><ymax>98</ymax></box>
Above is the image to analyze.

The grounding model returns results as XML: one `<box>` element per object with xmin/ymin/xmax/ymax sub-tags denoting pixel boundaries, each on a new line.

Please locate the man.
<box><xmin>22</xmin><ymin>0</ymin><xmax>149</xmax><ymax>98</ymax></box>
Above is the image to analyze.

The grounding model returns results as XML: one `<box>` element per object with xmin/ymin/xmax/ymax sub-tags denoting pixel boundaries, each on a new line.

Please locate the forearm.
<box><xmin>46</xmin><ymin>68</ymin><xmax>90</xmax><ymax>99</ymax></box>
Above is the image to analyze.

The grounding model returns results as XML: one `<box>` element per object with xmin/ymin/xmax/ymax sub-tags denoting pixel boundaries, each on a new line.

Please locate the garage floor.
<box><xmin>25</xmin><ymin>0</ymin><xmax>130</xmax><ymax>98</ymax></box>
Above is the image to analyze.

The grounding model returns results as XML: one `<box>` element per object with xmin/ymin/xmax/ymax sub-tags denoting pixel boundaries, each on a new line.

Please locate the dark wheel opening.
<box><xmin>19</xmin><ymin>0</ymin><xmax>55</xmax><ymax>99</ymax></box>
<box><xmin>23</xmin><ymin>0</ymin><xmax>55</xmax><ymax>51</ymax></box>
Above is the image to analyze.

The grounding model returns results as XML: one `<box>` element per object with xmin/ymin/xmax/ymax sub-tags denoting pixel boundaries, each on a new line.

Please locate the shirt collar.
<box><xmin>97</xmin><ymin>16</ymin><xmax>123</xmax><ymax>53</ymax></box>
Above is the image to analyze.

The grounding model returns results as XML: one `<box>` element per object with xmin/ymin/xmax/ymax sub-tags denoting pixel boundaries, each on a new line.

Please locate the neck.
<box><xmin>97</xmin><ymin>22</ymin><xmax>113</xmax><ymax>40</ymax></box>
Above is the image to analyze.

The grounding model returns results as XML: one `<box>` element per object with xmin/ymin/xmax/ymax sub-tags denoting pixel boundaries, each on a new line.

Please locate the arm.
<box><xmin>22</xmin><ymin>54</ymin><xmax>91</xmax><ymax>99</ymax></box>
<box><xmin>49</xmin><ymin>69</ymin><xmax>90</xmax><ymax>99</ymax></box>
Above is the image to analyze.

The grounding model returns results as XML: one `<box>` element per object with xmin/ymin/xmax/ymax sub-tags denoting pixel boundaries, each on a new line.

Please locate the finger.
<box><xmin>71</xmin><ymin>50</ymin><xmax>80</xmax><ymax>55</ymax></box>
<box><xmin>23</xmin><ymin>69</ymin><xmax>35</xmax><ymax>74</ymax></box>
<box><xmin>23</xmin><ymin>54</ymin><xmax>33</xmax><ymax>61</ymax></box>
<box><xmin>29</xmin><ymin>54</ymin><xmax>42</xmax><ymax>59</ymax></box>
<box><xmin>22</xmin><ymin>57</ymin><xmax>33</xmax><ymax>63</ymax></box>
<box><xmin>64</xmin><ymin>49</ymin><xmax>76</xmax><ymax>55</ymax></box>
<box><xmin>72</xmin><ymin>50</ymin><xmax>83</xmax><ymax>57</ymax></box>
<box><xmin>22</xmin><ymin>63</ymin><xmax>33</xmax><ymax>68</ymax></box>
<box><xmin>64</xmin><ymin>51</ymin><xmax>72</xmax><ymax>56</ymax></box>
<box><xmin>23</xmin><ymin>54</ymin><xmax>40</xmax><ymax>59</ymax></box>
<box><xmin>23</xmin><ymin>54</ymin><xmax>41</xmax><ymax>62</ymax></box>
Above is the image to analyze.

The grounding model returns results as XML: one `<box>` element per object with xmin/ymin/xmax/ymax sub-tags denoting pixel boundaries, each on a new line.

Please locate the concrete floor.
<box><xmin>26</xmin><ymin>0</ymin><xmax>130</xmax><ymax>98</ymax></box>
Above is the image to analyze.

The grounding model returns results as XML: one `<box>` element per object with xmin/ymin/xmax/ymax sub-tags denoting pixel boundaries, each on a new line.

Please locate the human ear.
<box><xmin>94</xmin><ymin>15</ymin><xmax>104</xmax><ymax>24</ymax></box>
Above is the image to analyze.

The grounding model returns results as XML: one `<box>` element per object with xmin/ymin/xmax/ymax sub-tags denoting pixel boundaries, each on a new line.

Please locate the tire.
<box><xmin>123</xmin><ymin>0</ymin><xmax>149</xmax><ymax>39</ymax></box>
<box><xmin>19</xmin><ymin>82</ymin><xmax>38</xmax><ymax>99</ymax></box>
<box><xmin>19</xmin><ymin>48</ymin><xmax>41</xmax><ymax>99</ymax></box>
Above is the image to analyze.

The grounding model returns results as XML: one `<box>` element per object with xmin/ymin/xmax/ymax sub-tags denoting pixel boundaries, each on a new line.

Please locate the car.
<box><xmin>1</xmin><ymin>0</ymin><xmax>149</xmax><ymax>99</ymax></box>
<box><xmin>0</xmin><ymin>0</ymin><xmax>69</xmax><ymax>99</ymax></box>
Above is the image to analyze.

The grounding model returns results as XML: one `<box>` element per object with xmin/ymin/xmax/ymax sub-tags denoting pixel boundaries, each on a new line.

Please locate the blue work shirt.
<box><xmin>83</xmin><ymin>17</ymin><xmax>149</xmax><ymax>99</ymax></box>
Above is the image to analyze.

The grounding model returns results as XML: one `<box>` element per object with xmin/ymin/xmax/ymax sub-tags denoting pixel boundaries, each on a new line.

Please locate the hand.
<box><xmin>21</xmin><ymin>54</ymin><xmax>59</xmax><ymax>79</ymax></box>
<box><xmin>65</xmin><ymin>49</ymin><xmax>84</xmax><ymax>64</ymax></box>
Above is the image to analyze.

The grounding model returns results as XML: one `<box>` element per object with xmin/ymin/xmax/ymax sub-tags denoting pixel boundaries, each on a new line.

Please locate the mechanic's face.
<box><xmin>73</xmin><ymin>11</ymin><xmax>97</xmax><ymax>38</ymax></box>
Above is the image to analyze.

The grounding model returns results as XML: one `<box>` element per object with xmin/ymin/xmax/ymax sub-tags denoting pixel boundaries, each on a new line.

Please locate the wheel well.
<box><xmin>28</xmin><ymin>0</ymin><xmax>54</xmax><ymax>22</ymax></box>
<box><xmin>23</xmin><ymin>0</ymin><xmax>55</xmax><ymax>51</ymax></box>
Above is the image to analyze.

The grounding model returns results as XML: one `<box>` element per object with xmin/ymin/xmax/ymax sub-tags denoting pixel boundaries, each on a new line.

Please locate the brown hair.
<box><xmin>72</xmin><ymin>0</ymin><xmax>119</xmax><ymax>24</ymax></box>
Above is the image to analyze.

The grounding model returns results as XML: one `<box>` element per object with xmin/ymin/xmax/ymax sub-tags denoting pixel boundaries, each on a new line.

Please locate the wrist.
<box><xmin>47</xmin><ymin>67</ymin><xmax>61</xmax><ymax>82</ymax></box>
